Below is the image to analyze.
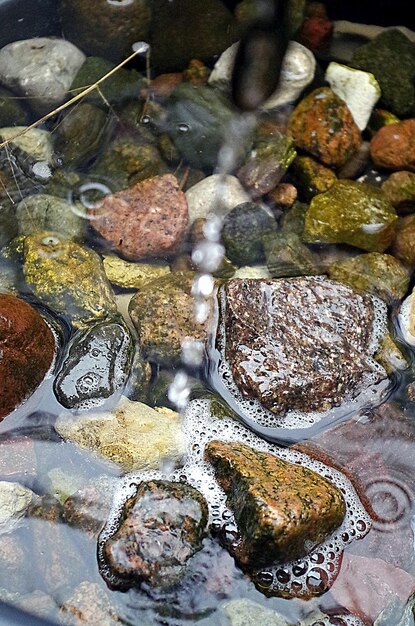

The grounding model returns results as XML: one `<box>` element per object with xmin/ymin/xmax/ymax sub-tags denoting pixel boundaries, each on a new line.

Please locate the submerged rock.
<box><xmin>59</xmin><ymin>581</ymin><xmax>121</xmax><ymax>626</ymax></box>
<box><xmin>221</xmin><ymin>277</ymin><xmax>386</xmax><ymax>415</ymax></box>
<box><xmin>102</xmin><ymin>480</ymin><xmax>208</xmax><ymax>588</ymax></box>
<box><xmin>290</xmin><ymin>155</ymin><xmax>337</xmax><ymax>201</ymax></box>
<box><xmin>54</xmin><ymin>396</ymin><xmax>185</xmax><ymax>472</ymax></box>
<box><xmin>0</xmin><ymin>294</ymin><xmax>55</xmax><ymax>420</ymax></box>
<box><xmin>391</xmin><ymin>214</ymin><xmax>415</xmax><ymax>267</ymax></box>
<box><xmin>370</xmin><ymin>120</ymin><xmax>415</xmax><ymax>173</ymax></box>
<box><xmin>263</xmin><ymin>231</ymin><xmax>320</xmax><ymax>278</ymax></box>
<box><xmin>205</xmin><ymin>441</ymin><xmax>345</xmax><ymax>566</ymax></box>
<box><xmin>185</xmin><ymin>174</ymin><xmax>250</xmax><ymax>226</ymax></box>
<box><xmin>64</xmin><ymin>477</ymin><xmax>117</xmax><ymax>538</ymax></box>
<box><xmin>54</xmin><ymin>321</ymin><xmax>133</xmax><ymax>410</ymax></box>
<box><xmin>0</xmin><ymin>480</ymin><xmax>35</xmax><ymax>534</ymax></box>
<box><xmin>22</xmin><ymin>231</ymin><xmax>117</xmax><ymax>327</ymax></box>
<box><xmin>221</xmin><ymin>203</ymin><xmax>277</xmax><ymax>266</ymax></box>
<box><xmin>103</xmin><ymin>256</ymin><xmax>170</xmax><ymax>290</ymax></box>
<box><xmin>303</xmin><ymin>180</ymin><xmax>397</xmax><ymax>252</ymax></box>
<box><xmin>381</xmin><ymin>171</ymin><xmax>415</xmax><ymax>213</ymax></box>
<box><xmin>221</xmin><ymin>598</ymin><xmax>289</xmax><ymax>626</ymax></box>
<box><xmin>16</xmin><ymin>194</ymin><xmax>85</xmax><ymax>241</ymax></box>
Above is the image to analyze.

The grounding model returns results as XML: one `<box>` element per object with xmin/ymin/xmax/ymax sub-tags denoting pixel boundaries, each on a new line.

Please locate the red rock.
<box><xmin>0</xmin><ymin>294</ymin><xmax>55</xmax><ymax>421</ymax></box>
<box><xmin>298</xmin><ymin>15</ymin><xmax>334</xmax><ymax>54</ymax></box>
<box><xmin>370</xmin><ymin>119</ymin><xmax>415</xmax><ymax>172</ymax></box>
<box><xmin>90</xmin><ymin>174</ymin><xmax>188</xmax><ymax>261</ymax></box>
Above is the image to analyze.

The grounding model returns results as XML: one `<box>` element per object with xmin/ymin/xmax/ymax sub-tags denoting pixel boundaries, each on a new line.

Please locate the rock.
<box><xmin>325</xmin><ymin>62</ymin><xmax>380</xmax><ymax>130</ymax></box>
<box><xmin>233</xmin><ymin>265</ymin><xmax>271</xmax><ymax>279</ymax></box>
<box><xmin>60</xmin><ymin>581</ymin><xmax>121</xmax><ymax>626</ymax></box>
<box><xmin>185</xmin><ymin>174</ymin><xmax>250</xmax><ymax>227</ymax></box>
<box><xmin>166</xmin><ymin>84</ymin><xmax>248</xmax><ymax>170</ymax></box>
<box><xmin>102</xmin><ymin>480</ymin><xmax>208</xmax><ymax>587</ymax></box>
<box><xmin>0</xmin><ymin>481</ymin><xmax>35</xmax><ymax>534</ymax></box>
<box><xmin>0</xmin><ymin>294</ymin><xmax>55</xmax><ymax>420</ymax></box>
<box><xmin>0</xmin><ymin>533</ymin><xmax>30</xmax><ymax>594</ymax></box>
<box><xmin>370</xmin><ymin>120</ymin><xmax>415</xmax><ymax>172</ymax></box>
<box><xmin>54</xmin><ymin>396</ymin><xmax>185</xmax><ymax>472</ymax></box>
<box><xmin>205</xmin><ymin>440</ymin><xmax>345</xmax><ymax>566</ymax></box>
<box><xmin>149</xmin><ymin>0</ymin><xmax>237</xmax><ymax>71</ymax></box>
<box><xmin>59</xmin><ymin>0</ymin><xmax>151</xmax><ymax>62</ymax></box>
<box><xmin>290</xmin><ymin>156</ymin><xmax>337</xmax><ymax>201</ymax></box>
<box><xmin>263</xmin><ymin>231</ymin><xmax>320</xmax><ymax>278</ymax></box>
<box><xmin>0</xmin><ymin>86</ymin><xmax>29</xmax><ymax>126</ymax></box>
<box><xmin>22</xmin><ymin>231</ymin><xmax>117</xmax><ymax>327</ymax></box>
<box><xmin>375</xmin><ymin>332</ymin><xmax>408</xmax><ymax>375</ymax></box>
<box><xmin>0</xmin><ymin>38</ymin><xmax>85</xmax><ymax>113</ymax></box>
<box><xmin>237</xmin><ymin>132</ymin><xmax>296</xmax><ymax>198</ymax></box>
<box><xmin>0</xmin><ymin>437</ymin><xmax>37</xmax><ymax>481</ymax></box>
<box><xmin>398</xmin><ymin>292</ymin><xmax>415</xmax><ymax>346</ymax></box>
<box><xmin>336</xmin><ymin>140</ymin><xmax>371</xmax><ymax>180</ymax></box>
<box><xmin>16</xmin><ymin>194</ymin><xmax>85</xmax><ymax>241</ymax></box>
<box><xmin>391</xmin><ymin>215</ymin><xmax>415</xmax><ymax>267</ymax></box>
<box><xmin>0</xmin><ymin>126</ymin><xmax>53</xmax><ymax>163</ymax></box>
<box><xmin>221</xmin><ymin>598</ymin><xmax>289</xmax><ymax>626</ymax></box>
<box><xmin>298</xmin><ymin>13</ymin><xmax>333</xmax><ymax>55</ymax></box>
<box><xmin>281</xmin><ymin>201</ymin><xmax>308</xmax><ymax>236</ymax></box>
<box><xmin>267</xmin><ymin>183</ymin><xmax>297</xmax><ymax>212</ymax></box>
<box><xmin>303</xmin><ymin>180</ymin><xmax>397</xmax><ymax>252</ymax></box>
<box><xmin>103</xmin><ymin>256</ymin><xmax>170</xmax><ymax>289</ymax></box>
<box><xmin>381</xmin><ymin>171</ymin><xmax>415</xmax><ymax>213</ymax></box>
<box><xmin>221</xmin><ymin>277</ymin><xmax>386</xmax><ymax>415</ymax></box>
<box><xmin>328</xmin><ymin>253</ymin><xmax>410</xmax><ymax>305</ymax></box>
<box><xmin>13</xmin><ymin>591</ymin><xmax>59</xmax><ymax>623</ymax></box>
<box><xmin>129</xmin><ymin>271</ymin><xmax>210</xmax><ymax>365</ymax></box>
<box><xmin>54</xmin><ymin>321</ymin><xmax>133</xmax><ymax>410</ymax></box>
<box><xmin>90</xmin><ymin>174</ymin><xmax>188</xmax><ymax>261</ymax></box>
<box><xmin>64</xmin><ymin>477</ymin><xmax>117</xmax><ymax>538</ymax></box>
<box><xmin>287</xmin><ymin>87</ymin><xmax>362</xmax><ymax>168</ymax></box>
<box><xmin>351</xmin><ymin>29</ymin><xmax>415</xmax><ymax>117</ymax></box>
<box><xmin>367</xmin><ymin>108</ymin><xmax>401</xmax><ymax>137</ymax></box>
<box><xmin>221</xmin><ymin>203</ymin><xmax>277</xmax><ymax>266</ymax></box>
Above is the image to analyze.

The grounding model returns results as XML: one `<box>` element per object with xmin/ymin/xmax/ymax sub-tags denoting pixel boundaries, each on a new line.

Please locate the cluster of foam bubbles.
<box><xmin>310</xmin><ymin>616</ymin><xmax>364</xmax><ymax>626</ymax></box>
<box><xmin>99</xmin><ymin>399</ymin><xmax>371</xmax><ymax>598</ymax></box>
<box><xmin>214</xmin><ymin>281</ymin><xmax>389</xmax><ymax>430</ymax></box>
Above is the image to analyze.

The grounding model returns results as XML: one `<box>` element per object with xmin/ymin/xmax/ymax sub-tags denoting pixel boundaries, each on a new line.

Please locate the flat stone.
<box><xmin>205</xmin><ymin>440</ymin><xmax>345</xmax><ymax>566</ymax></box>
<box><xmin>90</xmin><ymin>174</ymin><xmax>188</xmax><ymax>261</ymax></box>
<box><xmin>221</xmin><ymin>276</ymin><xmax>386</xmax><ymax>415</ymax></box>
<box><xmin>103</xmin><ymin>256</ymin><xmax>170</xmax><ymax>290</ymax></box>
<box><xmin>221</xmin><ymin>598</ymin><xmax>289</xmax><ymax>626</ymax></box>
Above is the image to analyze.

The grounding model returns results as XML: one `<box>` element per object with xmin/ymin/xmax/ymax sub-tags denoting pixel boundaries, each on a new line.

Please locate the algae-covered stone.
<box><xmin>290</xmin><ymin>156</ymin><xmax>337</xmax><ymax>200</ymax></box>
<box><xmin>375</xmin><ymin>332</ymin><xmax>408</xmax><ymax>375</ymax></box>
<box><xmin>22</xmin><ymin>231</ymin><xmax>117</xmax><ymax>327</ymax></box>
<box><xmin>303</xmin><ymin>180</ymin><xmax>397</xmax><ymax>252</ymax></box>
<box><xmin>351</xmin><ymin>29</ymin><xmax>415</xmax><ymax>117</ymax></box>
<box><xmin>129</xmin><ymin>272</ymin><xmax>210</xmax><ymax>365</ymax></box>
<box><xmin>281</xmin><ymin>201</ymin><xmax>308</xmax><ymax>236</ymax></box>
<box><xmin>102</xmin><ymin>480</ymin><xmax>208</xmax><ymax>588</ymax></box>
<box><xmin>55</xmin><ymin>396</ymin><xmax>185</xmax><ymax>473</ymax></box>
<box><xmin>205</xmin><ymin>440</ymin><xmax>345</xmax><ymax>566</ymax></box>
<box><xmin>263</xmin><ymin>231</ymin><xmax>320</xmax><ymax>278</ymax></box>
<box><xmin>381</xmin><ymin>172</ymin><xmax>415</xmax><ymax>213</ymax></box>
<box><xmin>287</xmin><ymin>87</ymin><xmax>362</xmax><ymax>168</ymax></box>
<box><xmin>166</xmin><ymin>84</ymin><xmax>249</xmax><ymax>170</ymax></box>
<box><xmin>54</xmin><ymin>321</ymin><xmax>133</xmax><ymax>410</ymax></box>
<box><xmin>0</xmin><ymin>127</ymin><xmax>53</xmax><ymax>163</ymax></box>
<box><xmin>103</xmin><ymin>255</ymin><xmax>170</xmax><ymax>289</ymax></box>
<box><xmin>221</xmin><ymin>202</ymin><xmax>277</xmax><ymax>266</ymax></box>
<box><xmin>367</xmin><ymin>108</ymin><xmax>400</xmax><ymax>137</ymax></box>
<box><xmin>391</xmin><ymin>215</ymin><xmax>415</xmax><ymax>267</ymax></box>
<box><xmin>16</xmin><ymin>194</ymin><xmax>85</xmax><ymax>241</ymax></box>
<box><xmin>328</xmin><ymin>253</ymin><xmax>410</xmax><ymax>305</ymax></box>
<box><xmin>237</xmin><ymin>132</ymin><xmax>296</xmax><ymax>198</ymax></box>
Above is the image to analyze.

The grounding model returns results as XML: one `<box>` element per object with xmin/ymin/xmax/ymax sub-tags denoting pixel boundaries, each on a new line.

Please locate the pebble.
<box><xmin>221</xmin><ymin>598</ymin><xmax>289</xmax><ymax>626</ymax></box>
<box><xmin>0</xmin><ymin>480</ymin><xmax>35</xmax><ymax>535</ymax></box>
<box><xmin>381</xmin><ymin>171</ymin><xmax>415</xmax><ymax>213</ymax></box>
<box><xmin>16</xmin><ymin>194</ymin><xmax>85</xmax><ymax>241</ymax></box>
<box><xmin>103</xmin><ymin>256</ymin><xmax>170</xmax><ymax>289</ymax></box>
<box><xmin>370</xmin><ymin>119</ymin><xmax>415</xmax><ymax>172</ymax></box>
<box><xmin>185</xmin><ymin>174</ymin><xmax>250</xmax><ymax>227</ymax></box>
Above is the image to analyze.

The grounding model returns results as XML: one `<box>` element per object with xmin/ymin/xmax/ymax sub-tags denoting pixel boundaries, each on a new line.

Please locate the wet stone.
<box><xmin>16</xmin><ymin>194</ymin><xmax>85</xmax><ymax>241</ymax></box>
<box><xmin>221</xmin><ymin>598</ymin><xmax>289</xmax><ymax>626</ymax></box>
<box><xmin>60</xmin><ymin>581</ymin><xmax>122</xmax><ymax>626</ymax></box>
<box><xmin>221</xmin><ymin>276</ymin><xmax>386</xmax><ymax>415</ymax></box>
<box><xmin>0</xmin><ymin>533</ymin><xmax>30</xmax><ymax>595</ymax></box>
<box><xmin>101</xmin><ymin>480</ymin><xmax>209</xmax><ymax>588</ymax></box>
<box><xmin>391</xmin><ymin>215</ymin><xmax>415</xmax><ymax>268</ymax></box>
<box><xmin>205</xmin><ymin>440</ymin><xmax>345</xmax><ymax>567</ymax></box>
<box><xmin>103</xmin><ymin>255</ymin><xmax>170</xmax><ymax>290</ymax></box>
<box><xmin>381</xmin><ymin>171</ymin><xmax>415</xmax><ymax>213</ymax></box>
<box><xmin>22</xmin><ymin>231</ymin><xmax>117</xmax><ymax>328</ymax></box>
<box><xmin>221</xmin><ymin>202</ymin><xmax>277</xmax><ymax>266</ymax></box>
<box><xmin>64</xmin><ymin>477</ymin><xmax>117</xmax><ymax>538</ymax></box>
<box><xmin>0</xmin><ymin>86</ymin><xmax>29</xmax><ymax>127</ymax></box>
<box><xmin>0</xmin><ymin>480</ymin><xmax>35</xmax><ymax>534</ymax></box>
<box><xmin>185</xmin><ymin>174</ymin><xmax>250</xmax><ymax>227</ymax></box>
<box><xmin>0</xmin><ymin>294</ymin><xmax>55</xmax><ymax>421</ymax></box>
<box><xmin>263</xmin><ymin>231</ymin><xmax>320</xmax><ymax>278</ymax></box>
<box><xmin>290</xmin><ymin>156</ymin><xmax>337</xmax><ymax>201</ymax></box>
<box><xmin>370</xmin><ymin>119</ymin><xmax>415</xmax><ymax>173</ymax></box>
<box><xmin>54</xmin><ymin>321</ymin><xmax>133</xmax><ymax>411</ymax></box>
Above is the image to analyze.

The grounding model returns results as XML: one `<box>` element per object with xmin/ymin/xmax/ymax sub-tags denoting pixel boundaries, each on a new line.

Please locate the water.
<box><xmin>1</xmin><ymin>5</ymin><xmax>415</xmax><ymax>626</ymax></box>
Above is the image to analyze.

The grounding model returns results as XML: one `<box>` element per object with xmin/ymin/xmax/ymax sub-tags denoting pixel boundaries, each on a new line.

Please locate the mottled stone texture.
<box><xmin>102</xmin><ymin>480</ymin><xmax>208</xmax><ymax>588</ymax></box>
<box><xmin>205</xmin><ymin>441</ymin><xmax>345</xmax><ymax>566</ymax></box>
<box><xmin>0</xmin><ymin>294</ymin><xmax>55</xmax><ymax>420</ymax></box>
<box><xmin>370</xmin><ymin>120</ymin><xmax>415</xmax><ymax>173</ymax></box>
<box><xmin>222</xmin><ymin>277</ymin><xmax>386</xmax><ymax>415</ymax></box>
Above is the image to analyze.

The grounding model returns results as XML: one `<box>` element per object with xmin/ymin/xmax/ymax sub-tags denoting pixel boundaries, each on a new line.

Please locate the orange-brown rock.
<box><xmin>370</xmin><ymin>119</ymin><xmax>415</xmax><ymax>172</ymax></box>
<box><xmin>0</xmin><ymin>294</ymin><xmax>55</xmax><ymax>421</ymax></box>
<box><xmin>287</xmin><ymin>87</ymin><xmax>362</xmax><ymax>168</ymax></box>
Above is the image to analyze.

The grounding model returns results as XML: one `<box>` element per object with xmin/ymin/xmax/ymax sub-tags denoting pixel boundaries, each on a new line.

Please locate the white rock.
<box><xmin>0</xmin><ymin>127</ymin><xmax>53</xmax><ymax>163</ymax></box>
<box><xmin>0</xmin><ymin>481</ymin><xmax>35</xmax><ymax>535</ymax></box>
<box><xmin>398</xmin><ymin>292</ymin><xmax>415</xmax><ymax>346</ymax></box>
<box><xmin>185</xmin><ymin>174</ymin><xmax>250</xmax><ymax>226</ymax></box>
<box><xmin>208</xmin><ymin>42</ymin><xmax>239</xmax><ymax>89</ymax></box>
<box><xmin>325</xmin><ymin>62</ymin><xmax>380</xmax><ymax>130</ymax></box>
<box><xmin>0</xmin><ymin>37</ymin><xmax>85</xmax><ymax>113</ymax></box>
<box><xmin>233</xmin><ymin>265</ymin><xmax>271</xmax><ymax>279</ymax></box>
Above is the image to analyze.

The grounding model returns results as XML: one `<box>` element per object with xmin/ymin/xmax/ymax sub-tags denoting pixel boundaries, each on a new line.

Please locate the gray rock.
<box><xmin>185</xmin><ymin>174</ymin><xmax>250</xmax><ymax>227</ymax></box>
<box><xmin>222</xmin><ymin>202</ymin><xmax>277</xmax><ymax>265</ymax></box>
<box><xmin>0</xmin><ymin>37</ymin><xmax>85</xmax><ymax>113</ymax></box>
<box><xmin>221</xmin><ymin>598</ymin><xmax>289</xmax><ymax>626</ymax></box>
<box><xmin>16</xmin><ymin>194</ymin><xmax>85</xmax><ymax>240</ymax></box>
<box><xmin>0</xmin><ymin>481</ymin><xmax>35</xmax><ymax>535</ymax></box>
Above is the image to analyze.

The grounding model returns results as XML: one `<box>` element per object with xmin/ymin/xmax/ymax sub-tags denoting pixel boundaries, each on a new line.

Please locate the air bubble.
<box><xmin>256</xmin><ymin>571</ymin><xmax>274</xmax><ymax>588</ymax></box>
<box><xmin>356</xmin><ymin>520</ymin><xmax>367</xmax><ymax>532</ymax></box>
<box><xmin>306</xmin><ymin>568</ymin><xmax>329</xmax><ymax>594</ymax></box>
<box><xmin>177</xmin><ymin>123</ymin><xmax>190</xmax><ymax>133</ymax></box>
<box><xmin>132</xmin><ymin>40</ymin><xmax>150</xmax><ymax>54</ymax></box>
<box><xmin>292</xmin><ymin>562</ymin><xmax>308</xmax><ymax>577</ymax></box>
<box><xmin>275</xmin><ymin>568</ymin><xmax>290</xmax><ymax>583</ymax></box>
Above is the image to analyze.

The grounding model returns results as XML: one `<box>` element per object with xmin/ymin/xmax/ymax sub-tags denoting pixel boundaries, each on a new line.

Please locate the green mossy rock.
<box><xmin>303</xmin><ymin>180</ymin><xmax>397</xmax><ymax>252</ymax></box>
<box><xmin>290</xmin><ymin>155</ymin><xmax>337</xmax><ymax>201</ymax></box>
<box><xmin>263</xmin><ymin>231</ymin><xmax>320</xmax><ymax>278</ymax></box>
<box><xmin>328</xmin><ymin>252</ymin><xmax>410</xmax><ymax>305</ymax></box>
<box><xmin>351</xmin><ymin>29</ymin><xmax>415</xmax><ymax>117</ymax></box>
<box><xmin>221</xmin><ymin>202</ymin><xmax>277</xmax><ymax>265</ymax></box>
<box><xmin>281</xmin><ymin>201</ymin><xmax>308</xmax><ymax>236</ymax></box>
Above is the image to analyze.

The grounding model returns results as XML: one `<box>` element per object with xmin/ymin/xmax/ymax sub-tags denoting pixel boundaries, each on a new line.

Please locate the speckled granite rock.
<box><xmin>370</xmin><ymin>120</ymin><xmax>415</xmax><ymax>173</ymax></box>
<box><xmin>221</xmin><ymin>276</ymin><xmax>386</xmax><ymax>415</ymax></box>
<box><xmin>102</xmin><ymin>480</ymin><xmax>208</xmax><ymax>588</ymax></box>
<box><xmin>59</xmin><ymin>581</ymin><xmax>121</xmax><ymax>626</ymax></box>
<box><xmin>205</xmin><ymin>441</ymin><xmax>345</xmax><ymax>566</ymax></box>
<box><xmin>90</xmin><ymin>174</ymin><xmax>188</xmax><ymax>261</ymax></box>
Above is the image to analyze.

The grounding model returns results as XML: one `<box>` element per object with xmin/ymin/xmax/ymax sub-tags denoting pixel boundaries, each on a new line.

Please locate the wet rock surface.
<box><xmin>102</xmin><ymin>480</ymin><xmax>208</xmax><ymax>588</ymax></box>
<box><xmin>0</xmin><ymin>480</ymin><xmax>35</xmax><ymax>534</ymax></box>
<box><xmin>205</xmin><ymin>440</ymin><xmax>345</xmax><ymax>567</ymax></box>
<box><xmin>221</xmin><ymin>276</ymin><xmax>386</xmax><ymax>415</ymax></box>
<box><xmin>221</xmin><ymin>202</ymin><xmax>277</xmax><ymax>266</ymax></box>
<box><xmin>0</xmin><ymin>294</ymin><xmax>55</xmax><ymax>420</ymax></box>
<box><xmin>370</xmin><ymin>119</ymin><xmax>415</xmax><ymax>172</ymax></box>
<box><xmin>59</xmin><ymin>581</ymin><xmax>121</xmax><ymax>626</ymax></box>
<box><xmin>16</xmin><ymin>194</ymin><xmax>85</xmax><ymax>240</ymax></box>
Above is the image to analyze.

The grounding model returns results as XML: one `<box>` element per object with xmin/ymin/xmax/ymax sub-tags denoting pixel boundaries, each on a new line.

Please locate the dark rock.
<box><xmin>221</xmin><ymin>202</ymin><xmax>277</xmax><ymax>266</ymax></box>
<box><xmin>0</xmin><ymin>294</ymin><xmax>55</xmax><ymax>421</ymax></box>
<box><xmin>221</xmin><ymin>276</ymin><xmax>386</xmax><ymax>415</ymax></box>
<box><xmin>205</xmin><ymin>440</ymin><xmax>345</xmax><ymax>567</ymax></box>
<box><xmin>263</xmin><ymin>231</ymin><xmax>320</xmax><ymax>278</ymax></box>
<box><xmin>54</xmin><ymin>321</ymin><xmax>133</xmax><ymax>410</ymax></box>
<box><xmin>0</xmin><ymin>86</ymin><xmax>29</xmax><ymax>126</ymax></box>
<box><xmin>102</xmin><ymin>480</ymin><xmax>208</xmax><ymax>588</ymax></box>
<box><xmin>370</xmin><ymin>119</ymin><xmax>415</xmax><ymax>173</ymax></box>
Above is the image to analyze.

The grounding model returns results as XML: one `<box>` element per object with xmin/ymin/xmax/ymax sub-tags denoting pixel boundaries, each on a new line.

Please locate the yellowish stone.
<box><xmin>103</xmin><ymin>255</ymin><xmax>170</xmax><ymax>289</ymax></box>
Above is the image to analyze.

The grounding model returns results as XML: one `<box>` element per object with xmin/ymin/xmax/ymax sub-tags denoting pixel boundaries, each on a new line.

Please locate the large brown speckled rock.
<box><xmin>205</xmin><ymin>440</ymin><xmax>345</xmax><ymax>566</ymax></box>
<box><xmin>221</xmin><ymin>277</ymin><xmax>386</xmax><ymax>415</ymax></box>
<box><xmin>0</xmin><ymin>294</ymin><xmax>55</xmax><ymax>420</ymax></box>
